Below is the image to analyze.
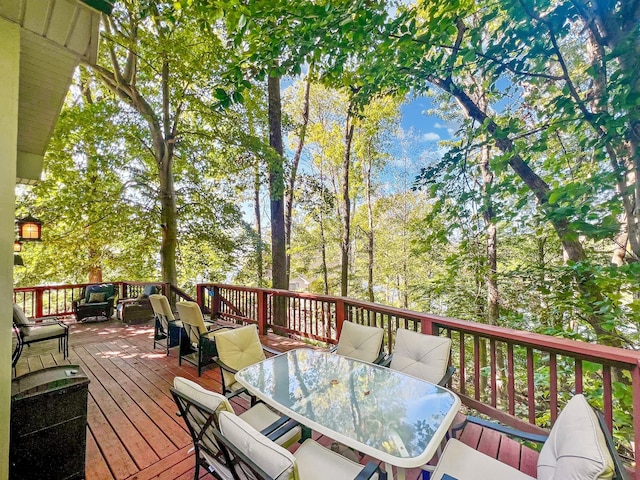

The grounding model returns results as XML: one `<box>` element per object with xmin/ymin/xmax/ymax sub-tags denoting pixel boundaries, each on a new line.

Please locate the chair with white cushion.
<box><xmin>216</xmin><ymin>410</ymin><xmax>387</xmax><ymax>480</ymax></box>
<box><xmin>172</xmin><ymin>377</ymin><xmax>301</xmax><ymax>447</ymax></box>
<box><xmin>214</xmin><ymin>325</ymin><xmax>280</xmax><ymax>399</ymax></box>
<box><xmin>382</xmin><ymin>329</ymin><xmax>455</xmax><ymax>386</ymax></box>
<box><xmin>176</xmin><ymin>301</ymin><xmax>231</xmax><ymax>376</ymax></box>
<box><xmin>432</xmin><ymin>394</ymin><xmax>628</xmax><ymax>480</ymax></box>
<box><xmin>150</xmin><ymin>294</ymin><xmax>184</xmax><ymax>355</ymax></box>
<box><xmin>332</xmin><ymin>321</ymin><xmax>385</xmax><ymax>364</ymax></box>
<box><xmin>12</xmin><ymin>303</ymin><xmax>69</xmax><ymax>369</ymax></box>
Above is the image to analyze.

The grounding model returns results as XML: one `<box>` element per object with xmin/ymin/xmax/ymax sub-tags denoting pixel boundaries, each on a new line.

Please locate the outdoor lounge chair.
<box><xmin>214</xmin><ymin>410</ymin><xmax>387</xmax><ymax>480</ymax></box>
<box><xmin>331</xmin><ymin>321</ymin><xmax>385</xmax><ymax>364</ymax></box>
<box><xmin>73</xmin><ymin>283</ymin><xmax>117</xmax><ymax>322</ymax></box>
<box><xmin>150</xmin><ymin>294</ymin><xmax>183</xmax><ymax>355</ymax></box>
<box><xmin>432</xmin><ymin>394</ymin><xmax>628</xmax><ymax>480</ymax></box>
<box><xmin>176</xmin><ymin>301</ymin><xmax>231</xmax><ymax>376</ymax></box>
<box><xmin>381</xmin><ymin>328</ymin><xmax>455</xmax><ymax>386</ymax></box>
<box><xmin>170</xmin><ymin>378</ymin><xmax>302</xmax><ymax>480</ymax></box>
<box><xmin>12</xmin><ymin>303</ymin><xmax>69</xmax><ymax>369</ymax></box>
<box><xmin>213</xmin><ymin>325</ymin><xmax>281</xmax><ymax>401</ymax></box>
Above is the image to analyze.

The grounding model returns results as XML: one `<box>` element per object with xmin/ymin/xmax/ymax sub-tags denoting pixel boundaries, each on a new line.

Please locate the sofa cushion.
<box><xmin>537</xmin><ymin>394</ymin><xmax>615</xmax><ymax>480</ymax></box>
<box><xmin>88</xmin><ymin>292</ymin><xmax>107</xmax><ymax>303</ymax></box>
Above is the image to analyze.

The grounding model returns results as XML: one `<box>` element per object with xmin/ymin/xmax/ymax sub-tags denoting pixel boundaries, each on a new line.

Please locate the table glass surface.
<box><xmin>235</xmin><ymin>348</ymin><xmax>458</xmax><ymax>461</ymax></box>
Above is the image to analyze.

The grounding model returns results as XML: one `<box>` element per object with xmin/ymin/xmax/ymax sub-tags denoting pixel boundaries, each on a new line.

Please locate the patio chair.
<box><xmin>213</xmin><ymin>325</ymin><xmax>281</xmax><ymax>400</ymax></box>
<box><xmin>381</xmin><ymin>328</ymin><xmax>455</xmax><ymax>386</ymax></box>
<box><xmin>172</xmin><ymin>376</ymin><xmax>301</xmax><ymax>448</ymax></box>
<box><xmin>73</xmin><ymin>283</ymin><xmax>117</xmax><ymax>322</ymax></box>
<box><xmin>432</xmin><ymin>394</ymin><xmax>627</xmax><ymax>480</ymax></box>
<box><xmin>12</xmin><ymin>304</ymin><xmax>69</xmax><ymax>368</ymax></box>
<box><xmin>176</xmin><ymin>301</ymin><xmax>231</xmax><ymax>376</ymax></box>
<box><xmin>170</xmin><ymin>380</ymin><xmax>302</xmax><ymax>480</ymax></box>
<box><xmin>117</xmin><ymin>284</ymin><xmax>160</xmax><ymax>324</ymax></box>
<box><xmin>150</xmin><ymin>294</ymin><xmax>184</xmax><ymax>355</ymax></box>
<box><xmin>215</xmin><ymin>410</ymin><xmax>387</xmax><ymax>480</ymax></box>
<box><xmin>331</xmin><ymin>321</ymin><xmax>385</xmax><ymax>364</ymax></box>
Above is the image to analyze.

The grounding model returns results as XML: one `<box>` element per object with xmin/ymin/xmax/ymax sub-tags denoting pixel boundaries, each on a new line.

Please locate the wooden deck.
<box><xmin>12</xmin><ymin>319</ymin><xmax>539</xmax><ymax>480</ymax></box>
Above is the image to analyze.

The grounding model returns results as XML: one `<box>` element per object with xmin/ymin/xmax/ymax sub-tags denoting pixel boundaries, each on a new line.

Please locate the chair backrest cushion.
<box><xmin>173</xmin><ymin>377</ymin><xmax>234</xmax><ymax>415</ymax></box>
<box><xmin>335</xmin><ymin>321</ymin><xmax>384</xmax><ymax>363</ymax></box>
<box><xmin>218</xmin><ymin>411</ymin><xmax>297</xmax><ymax>480</ymax></box>
<box><xmin>85</xmin><ymin>284</ymin><xmax>115</xmax><ymax>303</ymax></box>
<box><xmin>537</xmin><ymin>394</ymin><xmax>615</xmax><ymax>480</ymax></box>
<box><xmin>150</xmin><ymin>294</ymin><xmax>176</xmax><ymax>323</ymax></box>
<box><xmin>390</xmin><ymin>329</ymin><xmax>452</xmax><ymax>384</ymax></box>
<box><xmin>176</xmin><ymin>301</ymin><xmax>208</xmax><ymax>344</ymax></box>
<box><xmin>12</xmin><ymin>304</ymin><xmax>30</xmax><ymax>326</ymax></box>
<box><xmin>215</xmin><ymin>325</ymin><xmax>266</xmax><ymax>389</ymax></box>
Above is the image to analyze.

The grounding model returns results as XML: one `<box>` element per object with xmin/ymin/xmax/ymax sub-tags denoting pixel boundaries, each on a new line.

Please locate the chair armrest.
<box><xmin>438</xmin><ymin>365</ymin><xmax>456</xmax><ymax>387</ymax></box>
<box><xmin>379</xmin><ymin>354</ymin><xmax>392</xmax><ymax>368</ymax></box>
<box><xmin>215</xmin><ymin>357</ymin><xmax>239</xmax><ymax>375</ymax></box>
<box><xmin>354</xmin><ymin>461</ymin><xmax>386</xmax><ymax>480</ymax></box>
<box><xmin>465</xmin><ymin>416</ymin><xmax>548</xmax><ymax>444</ymax></box>
<box><xmin>260</xmin><ymin>416</ymin><xmax>300</xmax><ymax>442</ymax></box>
<box><xmin>328</xmin><ymin>344</ymin><xmax>338</xmax><ymax>354</ymax></box>
<box><xmin>25</xmin><ymin>319</ymin><xmax>67</xmax><ymax>329</ymax></box>
<box><xmin>262</xmin><ymin>344</ymin><xmax>282</xmax><ymax>357</ymax></box>
<box><xmin>373</xmin><ymin>351</ymin><xmax>386</xmax><ymax>365</ymax></box>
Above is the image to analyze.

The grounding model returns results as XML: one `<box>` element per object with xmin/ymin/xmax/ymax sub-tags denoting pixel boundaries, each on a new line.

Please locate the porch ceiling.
<box><xmin>0</xmin><ymin>0</ymin><xmax>112</xmax><ymax>185</ymax></box>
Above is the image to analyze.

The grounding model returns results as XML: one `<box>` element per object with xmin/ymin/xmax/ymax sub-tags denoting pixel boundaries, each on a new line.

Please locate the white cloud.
<box><xmin>433</xmin><ymin>122</ymin><xmax>446</xmax><ymax>129</ymax></box>
<box><xmin>422</xmin><ymin>132</ymin><xmax>441</xmax><ymax>142</ymax></box>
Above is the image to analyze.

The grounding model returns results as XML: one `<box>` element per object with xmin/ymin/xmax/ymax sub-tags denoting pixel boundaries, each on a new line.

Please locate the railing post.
<box><xmin>421</xmin><ymin>316</ymin><xmax>433</xmax><ymax>335</ymax></box>
<box><xmin>212</xmin><ymin>285</ymin><xmax>221</xmax><ymax>319</ymax></box>
<box><xmin>35</xmin><ymin>287</ymin><xmax>44</xmax><ymax>318</ymax></box>
<box><xmin>336</xmin><ymin>298</ymin><xmax>346</xmax><ymax>340</ymax></box>
<box><xmin>257</xmin><ymin>290</ymin><xmax>268</xmax><ymax>336</ymax></box>
<box><xmin>633</xmin><ymin>362</ymin><xmax>640</xmax><ymax>480</ymax></box>
<box><xmin>196</xmin><ymin>284</ymin><xmax>204</xmax><ymax>309</ymax></box>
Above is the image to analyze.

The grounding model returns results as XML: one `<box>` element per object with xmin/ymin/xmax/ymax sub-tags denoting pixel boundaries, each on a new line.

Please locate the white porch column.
<box><xmin>0</xmin><ymin>16</ymin><xmax>20</xmax><ymax>480</ymax></box>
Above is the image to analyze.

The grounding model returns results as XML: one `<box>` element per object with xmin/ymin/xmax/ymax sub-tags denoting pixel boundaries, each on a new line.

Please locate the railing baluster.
<box><xmin>603</xmin><ymin>365</ymin><xmax>612</xmax><ymax>430</ymax></box>
<box><xmin>527</xmin><ymin>347</ymin><xmax>535</xmax><ymax>424</ymax></box>
<box><xmin>574</xmin><ymin>358</ymin><xmax>583</xmax><ymax>394</ymax></box>
<box><xmin>508</xmin><ymin>344</ymin><xmax>515</xmax><ymax>416</ymax></box>
<box><xmin>490</xmin><ymin>338</ymin><xmax>497</xmax><ymax>408</ymax></box>
<box><xmin>459</xmin><ymin>333</ymin><xmax>466</xmax><ymax>395</ymax></box>
<box><xmin>550</xmin><ymin>353</ymin><xmax>558</xmax><ymax>423</ymax></box>
<box><xmin>474</xmin><ymin>336</ymin><xmax>480</xmax><ymax>401</ymax></box>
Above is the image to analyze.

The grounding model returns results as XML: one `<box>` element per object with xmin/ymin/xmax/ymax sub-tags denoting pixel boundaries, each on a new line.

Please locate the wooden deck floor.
<box><xmin>12</xmin><ymin>320</ymin><xmax>538</xmax><ymax>480</ymax></box>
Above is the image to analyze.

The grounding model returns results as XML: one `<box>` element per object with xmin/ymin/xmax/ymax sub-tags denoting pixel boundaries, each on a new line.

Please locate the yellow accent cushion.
<box><xmin>214</xmin><ymin>325</ymin><xmax>266</xmax><ymax>390</ymax></box>
<box><xmin>88</xmin><ymin>292</ymin><xmax>107</xmax><ymax>303</ymax></box>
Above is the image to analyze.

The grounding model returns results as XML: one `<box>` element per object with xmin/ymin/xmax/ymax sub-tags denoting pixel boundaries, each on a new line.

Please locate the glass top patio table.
<box><xmin>235</xmin><ymin>348</ymin><xmax>461</xmax><ymax>469</ymax></box>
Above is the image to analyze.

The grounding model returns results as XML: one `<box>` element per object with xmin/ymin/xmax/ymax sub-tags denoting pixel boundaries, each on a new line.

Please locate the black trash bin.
<box><xmin>10</xmin><ymin>365</ymin><xmax>90</xmax><ymax>480</ymax></box>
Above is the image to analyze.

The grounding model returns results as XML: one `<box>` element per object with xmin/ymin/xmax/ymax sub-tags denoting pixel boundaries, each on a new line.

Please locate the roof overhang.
<box><xmin>0</xmin><ymin>0</ymin><xmax>113</xmax><ymax>185</ymax></box>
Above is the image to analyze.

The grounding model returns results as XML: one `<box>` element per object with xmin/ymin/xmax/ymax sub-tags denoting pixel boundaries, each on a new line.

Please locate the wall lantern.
<box><xmin>17</xmin><ymin>215</ymin><xmax>43</xmax><ymax>242</ymax></box>
<box><xmin>14</xmin><ymin>240</ymin><xmax>22</xmax><ymax>252</ymax></box>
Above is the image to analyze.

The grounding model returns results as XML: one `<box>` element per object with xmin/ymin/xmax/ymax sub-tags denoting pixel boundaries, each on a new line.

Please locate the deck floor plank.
<box><xmin>73</xmin><ymin>345</ymin><xmax>162</xmax><ymax>469</ymax></box>
<box><xmin>88</xmin><ymin>342</ymin><xmax>189</xmax><ymax>452</ymax></box>
<box><xmin>86</xmin><ymin>427</ymin><xmax>116</xmax><ymax>480</ymax></box>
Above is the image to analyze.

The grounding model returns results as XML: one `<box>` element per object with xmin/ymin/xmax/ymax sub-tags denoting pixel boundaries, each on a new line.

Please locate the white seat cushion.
<box><xmin>294</xmin><ymin>438</ymin><xmax>377</xmax><ymax>480</ymax></box>
<box><xmin>431</xmin><ymin>439</ymin><xmax>536</xmax><ymax>480</ymax></box>
<box><xmin>218</xmin><ymin>411</ymin><xmax>297</xmax><ymax>480</ymax></box>
<box><xmin>238</xmin><ymin>403</ymin><xmax>301</xmax><ymax>448</ymax></box>
<box><xmin>21</xmin><ymin>323</ymin><xmax>66</xmax><ymax>341</ymax></box>
<box><xmin>390</xmin><ymin>329</ymin><xmax>451</xmax><ymax>384</ymax></box>
<box><xmin>173</xmin><ymin>377</ymin><xmax>234</xmax><ymax>414</ymax></box>
<box><xmin>335</xmin><ymin>321</ymin><xmax>384</xmax><ymax>363</ymax></box>
<box><xmin>537</xmin><ymin>394</ymin><xmax>615</xmax><ymax>480</ymax></box>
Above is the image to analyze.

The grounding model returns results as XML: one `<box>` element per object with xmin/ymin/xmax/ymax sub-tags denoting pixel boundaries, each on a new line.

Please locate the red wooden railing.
<box><xmin>199</xmin><ymin>283</ymin><xmax>640</xmax><ymax>471</ymax></box>
<box><xmin>12</xmin><ymin>281</ymin><xmax>194</xmax><ymax>320</ymax></box>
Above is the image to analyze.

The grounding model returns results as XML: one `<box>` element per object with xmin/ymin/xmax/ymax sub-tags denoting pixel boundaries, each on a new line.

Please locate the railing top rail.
<box><xmin>205</xmin><ymin>283</ymin><xmax>640</xmax><ymax>368</ymax></box>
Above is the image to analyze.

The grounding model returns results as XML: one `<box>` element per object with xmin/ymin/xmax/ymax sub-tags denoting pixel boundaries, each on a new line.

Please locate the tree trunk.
<box><xmin>254</xmin><ymin>161</ymin><xmax>264</xmax><ymax>286</ymax></box>
<box><xmin>285</xmin><ymin>72</ymin><xmax>312</xmax><ymax>279</ymax></box>
<box><xmin>268</xmin><ymin>75</ymin><xmax>288</xmax><ymax>292</ymax></box>
<box><xmin>364</xmin><ymin>147</ymin><xmax>375</xmax><ymax>303</ymax></box>
<box><xmin>340</xmin><ymin>109</ymin><xmax>355</xmax><ymax>297</ymax></box>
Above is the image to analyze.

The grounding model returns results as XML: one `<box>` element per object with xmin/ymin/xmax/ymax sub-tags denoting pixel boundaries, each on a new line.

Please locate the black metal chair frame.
<box><xmin>12</xmin><ymin>318</ymin><xmax>69</xmax><ymax>370</ymax></box>
<box><xmin>170</xmin><ymin>387</ymin><xmax>300</xmax><ymax>480</ymax></box>
<box><xmin>179</xmin><ymin>323</ymin><xmax>230</xmax><ymax>377</ymax></box>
